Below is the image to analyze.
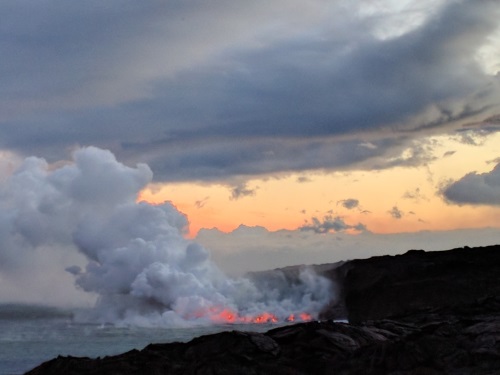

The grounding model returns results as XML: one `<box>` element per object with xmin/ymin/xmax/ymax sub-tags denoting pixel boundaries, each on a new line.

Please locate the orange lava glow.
<box><xmin>286</xmin><ymin>313</ymin><xmax>313</xmax><ymax>322</ymax></box>
<box><xmin>205</xmin><ymin>307</ymin><xmax>312</xmax><ymax>324</ymax></box>
<box><xmin>299</xmin><ymin>313</ymin><xmax>312</xmax><ymax>321</ymax></box>
<box><xmin>252</xmin><ymin>312</ymin><xmax>278</xmax><ymax>324</ymax></box>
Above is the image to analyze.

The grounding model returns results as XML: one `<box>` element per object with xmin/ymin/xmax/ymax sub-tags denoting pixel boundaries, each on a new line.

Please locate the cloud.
<box><xmin>388</xmin><ymin>206</ymin><xmax>404</xmax><ymax>219</ymax></box>
<box><xmin>403</xmin><ymin>187</ymin><xmax>428</xmax><ymax>202</ymax></box>
<box><xmin>452</xmin><ymin>115</ymin><xmax>500</xmax><ymax>146</ymax></box>
<box><xmin>297</xmin><ymin>176</ymin><xmax>311</xmax><ymax>183</ymax></box>
<box><xmin>442</xmin><ymin>162</ymin><xmax>500</xmax><ymax>205</ymax></box>
<box><xmin>0</xmin><ymin>1</ymin><xmax>499</xmax><ymax>182</ymax></box>
<box><xmin>0</xmin><ymin>150</ymin><xmax>22</xmax><ymax>182</ymax></box>
<box><xmin>300</xmin><ymin>215</ymin><xmax>366</xmax><ymax>234</ymax></box>
<box><xmin>358</xmin><ymin>142</ymin><xmax>378</xmax><ymax>150</ymax></box>
<box><xmin>230</xmin><ymin>183</ymin><xmax>256</xmax><ymax>200</ymax></box>
<box><xmin>453</xmin><ymin>129</ymin><xmax>494</xmax><ymax>146</ymax></box>
<box><xmin>196</xmin><ymin>225</ymin><xmax>500</xmax><ymax>276</ymax></box>
<box><xmin>195</xmin><ymin>197</ymin><xmax>210</xmax><ymax>208</ymax></box>
<box><xmin>337</xmin><ymin>199</ymin><xmax>360</xmax><ymax>210</ymax></box>
<box><xmin>1</xmin><ymin>1</ymin><xmax>324</xmax><ymax>113</ymax></box>
<box><xmin>487</xmin><ymin>157</ymin><xmax>500</xmax><ymax>165</ymax></box>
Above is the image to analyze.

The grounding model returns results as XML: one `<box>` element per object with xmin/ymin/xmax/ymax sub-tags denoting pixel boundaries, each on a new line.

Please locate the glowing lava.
<box><xmin>206</xmin><ymin>307</ymin><xmax>312</xmax><ymax>324</ymax></box>
<box><xmin>252</xmin><ymin>312</ymin><xmax>278</xmax><ymax>324</ymax></box>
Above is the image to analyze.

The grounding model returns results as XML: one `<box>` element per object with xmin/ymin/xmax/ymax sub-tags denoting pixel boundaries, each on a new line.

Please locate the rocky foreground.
<box><xmin>26</xmin><ymin>245</ymin><xmax>500</xmax><ymax>374</ymax></box>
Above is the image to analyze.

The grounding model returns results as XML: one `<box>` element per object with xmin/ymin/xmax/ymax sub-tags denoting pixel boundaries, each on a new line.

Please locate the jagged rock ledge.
<box><xmin>26</xmin><ymin>297</ymin><xmax>500</xmax><ymax>374</ymax></box>
<box><xmin>26</xmin><ymin>245</ymin><xmax>500</xmax><ymax>374</ymax></box>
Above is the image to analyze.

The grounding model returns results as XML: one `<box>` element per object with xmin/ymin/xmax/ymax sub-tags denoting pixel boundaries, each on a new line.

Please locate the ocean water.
<box><xmin>0</xmin><ymin>304</ymin><xmax>279</xmax><ymax>375</ymax></box>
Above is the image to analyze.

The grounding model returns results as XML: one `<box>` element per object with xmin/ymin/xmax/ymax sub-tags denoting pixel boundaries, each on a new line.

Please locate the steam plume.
<box><xmin>0</xmin><ymin>147</ymin><xmax>332</xmax><ymax>326</ymax></box>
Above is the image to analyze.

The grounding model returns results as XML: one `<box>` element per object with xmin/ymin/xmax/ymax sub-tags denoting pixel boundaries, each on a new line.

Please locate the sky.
<box><xmin>1</xmin><ymin>0</ymin><xmax>500</xmax><ymax>304</ymax></box>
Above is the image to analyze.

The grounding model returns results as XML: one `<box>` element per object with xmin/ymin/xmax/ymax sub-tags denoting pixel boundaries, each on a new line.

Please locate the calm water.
<box><xmin>0</xmin><ymin>304</ymin><xmax>279</xmax><ymax>375</ymax></box>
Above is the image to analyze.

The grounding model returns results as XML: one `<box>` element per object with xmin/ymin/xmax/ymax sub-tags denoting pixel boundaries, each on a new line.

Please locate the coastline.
<box><xmin>25</xmin><ymin>244</ymin><xmax>500</xmax><ymax>374</ymax></box>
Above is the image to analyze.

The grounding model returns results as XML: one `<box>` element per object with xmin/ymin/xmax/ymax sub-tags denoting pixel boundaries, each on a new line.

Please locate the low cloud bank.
<box><xmin>197</xmin><ymin>225</ymin><xmax>500</xmax><ymax>277</ymax></box>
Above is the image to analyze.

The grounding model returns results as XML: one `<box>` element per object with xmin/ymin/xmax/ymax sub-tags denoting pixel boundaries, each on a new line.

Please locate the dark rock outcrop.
<box><xmin>26</xmin><ymin>297</ymin><xmax>500</xmax><ymax>374</ymax></box>
<box><xmin>331</xmin><ymin>245</ymin><xmax>500</xmax><ymax>323</ymax></box>
<box><xmin>26</xmin><ymin>245</ymin><xmax>500</xmax><ymax>374</ymax></box>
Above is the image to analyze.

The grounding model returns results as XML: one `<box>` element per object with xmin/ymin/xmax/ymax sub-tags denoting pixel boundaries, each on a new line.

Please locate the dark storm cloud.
<box><xmin>443</xmin><ymin>162</ymin><xmax>500</xmax><ymax>205</ymax></box>
<box><xmin>1</xmin><ymin>0</ymin><xmax>500</xmax><ymax>181</ymax></box>
<box><xmin>124</xmin><ymin>136</ymin><xmax>409</xmax><ymax>181</ymax></box>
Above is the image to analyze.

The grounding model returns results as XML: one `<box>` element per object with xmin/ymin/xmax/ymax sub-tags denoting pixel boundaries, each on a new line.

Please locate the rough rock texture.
<box><xmin>26</xmin><ymin>245</ymin><xmax>500</xmax><ymax>374</ymax></box>
<box><xmin>332</xmin><ymin>245</ymin><xmax>500</xmax><ymax>323</ymax></box>
<box><xmin>25</xmin><ymin>297</ymin><xmax>500</xmax><ymax>374</ymax></box>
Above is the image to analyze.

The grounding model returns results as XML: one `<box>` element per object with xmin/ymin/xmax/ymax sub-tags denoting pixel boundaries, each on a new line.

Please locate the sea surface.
<box><xmin>0</xmin><ymin>304</ymin><xmax>280</xmax><ymax>375</ymax></box>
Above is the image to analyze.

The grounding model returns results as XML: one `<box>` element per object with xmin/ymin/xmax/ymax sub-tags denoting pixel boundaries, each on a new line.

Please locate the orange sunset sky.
<box><xmin>139</xmin><ymin>132</ymin><xmax>500</xmax><ymax>237</ymax></box>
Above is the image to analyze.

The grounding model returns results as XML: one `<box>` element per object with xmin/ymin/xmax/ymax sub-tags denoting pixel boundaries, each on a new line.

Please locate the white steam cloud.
<box><xmin>0</xmin><ymin>147</ymin><xmax>332</xmax><ymax>326</ymax></box>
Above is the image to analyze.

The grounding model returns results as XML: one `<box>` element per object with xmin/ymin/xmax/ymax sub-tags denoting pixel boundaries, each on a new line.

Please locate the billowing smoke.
<box><xmin>0</xmin><ymin>147</ymin><xmax>332</xmax><ymax>326</ymax></box>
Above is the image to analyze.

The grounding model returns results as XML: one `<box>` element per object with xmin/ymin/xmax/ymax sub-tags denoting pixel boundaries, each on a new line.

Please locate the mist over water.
<box><xmin>0</xmin><ymin>303</ymin><xmax>280</xmax><ymax>374</ymax></box>
<box><xmin>0</xmin><ymin>147</ymin><xmax>333</xmax><ymax>327</ymax></box>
